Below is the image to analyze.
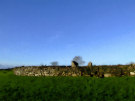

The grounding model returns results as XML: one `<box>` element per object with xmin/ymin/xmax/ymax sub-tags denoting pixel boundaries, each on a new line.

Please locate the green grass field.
<box><xmin>0</xmin><ymin>70</ymin><xmax>135</xmax><ymax>101</ymax></box>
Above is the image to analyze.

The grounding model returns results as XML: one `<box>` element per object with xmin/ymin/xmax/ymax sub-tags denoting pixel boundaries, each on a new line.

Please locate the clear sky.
<box><xmin>0</xmin><ymin>0</ymin><xmax>135</xmax><ymax>66</ymax></box>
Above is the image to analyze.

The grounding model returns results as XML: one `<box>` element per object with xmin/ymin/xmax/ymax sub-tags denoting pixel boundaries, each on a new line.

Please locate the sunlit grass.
<box><xmin>0</xmin><ymin>70</ymin><xmax>135</xmax><ymax>101</ymax></box>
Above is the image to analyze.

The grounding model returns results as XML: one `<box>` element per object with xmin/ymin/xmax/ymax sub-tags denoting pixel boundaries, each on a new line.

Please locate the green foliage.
<box><xmin>0</xmin><ymin>70</ymin><xmax>135</xmax><ymax>101</ymax></box>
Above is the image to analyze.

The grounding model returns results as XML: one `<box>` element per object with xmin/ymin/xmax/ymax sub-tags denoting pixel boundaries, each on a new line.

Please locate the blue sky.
<box><xmin>0</xmin><ymin>0</ymin><xmax>135</xmax><ymax>66</ymax></box>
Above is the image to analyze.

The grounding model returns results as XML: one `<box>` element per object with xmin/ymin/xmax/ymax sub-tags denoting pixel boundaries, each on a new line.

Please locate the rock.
<box><xmin>88</xmin><ymin>62</ymin><xmax>92</xmax><ymax>67</ymax></box>
<box><xmin>130</xmin><ymin>72</ymin><xmax>135</xmax><ymax>76</ymax></box>
<box><xmin>71</xmin><ymin>61</ymin><xmax>78</xmax><ymax>68</ymax></box>
<box><xmin>104</xmin><ymin>73</ymin><xmax>112</xmax><ymax>77</ymax></box>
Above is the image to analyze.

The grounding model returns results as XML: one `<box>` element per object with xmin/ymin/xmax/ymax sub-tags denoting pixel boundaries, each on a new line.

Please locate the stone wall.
<box><xmin>13</xmin><ymin>66</ymin><xmax>81</xmax><ymax>76</ymax></box>
<box><xmin>13</xmin><ymin>64</ymin><xmax>135</xmax><ymax>77</ymax></box>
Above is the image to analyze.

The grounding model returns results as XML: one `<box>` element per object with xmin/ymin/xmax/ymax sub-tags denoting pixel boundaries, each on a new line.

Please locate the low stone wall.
<box><xmin>13</xmin><ymin>66</ymin><xmax>81</xmax><ymax>76</ymax></box>
<box><xmin>13</xmin><ymin>64</ymin><xmax>135</xmax><ymax>77</ymax></box>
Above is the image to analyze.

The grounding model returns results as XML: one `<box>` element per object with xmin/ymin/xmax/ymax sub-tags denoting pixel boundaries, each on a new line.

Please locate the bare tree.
<box><xmin>127</xmin><ymin>62</ymin><xmax>135</xmax><ymax>66</ymax></box>
<box><xmin>72</xmin><ymin>56</ymin><xmax>85</xmax><ymax>66</ymax></box>
<box><xmin>50</xmin><ymin>61</ymin><xmax>59</xmax><ymax>66</ymax></box>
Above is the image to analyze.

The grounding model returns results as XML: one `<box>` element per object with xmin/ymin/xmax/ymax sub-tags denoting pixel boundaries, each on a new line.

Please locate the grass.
<box><xmin>0</xmin><ymin>70</ymin><xmax>135</xmax><ymax>101</ymax></box>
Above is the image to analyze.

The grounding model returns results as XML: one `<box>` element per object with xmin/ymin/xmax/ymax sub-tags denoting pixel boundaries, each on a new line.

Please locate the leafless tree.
<box><xmin>72</xmin><ymin>56</ymin><xmax>85</xmax><ymax>66</ymax></box>
<box><xmin>50</xmin><ymin>61</ymin><xmax>59</xmax><ymax>66</ymax></box>
<box><xmin>127</xmin><ymin>62</ymin><xmax>135</xmax><ymax>66</ymax></box>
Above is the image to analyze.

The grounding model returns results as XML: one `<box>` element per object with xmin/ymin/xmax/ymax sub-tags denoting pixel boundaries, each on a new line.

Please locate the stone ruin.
<box><xmin>13</xmin><ymin>66</ymin><xmax>81</xmax><ymax>76</ymax></box>
<box><xmin>71</xmin><ymin>61</ymin><xmax>78</xmax><ymax>68</ymax></box>
<box><xmin>13</xmin><ymin>61</ymin><xmax>81</xmax><ymax>77</ymax></box>
<box><xmin>13</xmin><ymin>61</ymin><xmax>135</xmax><ymax>77</ymax></box>
<box><xmin>88</xmin><ymin>62</ymin><xmax>92</xmax><ymax>67</ymax></box>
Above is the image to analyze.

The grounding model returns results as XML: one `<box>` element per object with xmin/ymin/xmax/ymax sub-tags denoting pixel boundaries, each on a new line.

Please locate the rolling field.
<box><xmin>0</xmin><ymin>70</ymin><xmax>135</xmax><ymax>101</ymax></box>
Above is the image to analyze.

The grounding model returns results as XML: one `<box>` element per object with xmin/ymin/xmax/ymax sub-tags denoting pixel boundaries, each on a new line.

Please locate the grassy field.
<box><xmin>0</xmin><ymin>70</ymin><xmax>135</xmax><ymax>101</ymax></box>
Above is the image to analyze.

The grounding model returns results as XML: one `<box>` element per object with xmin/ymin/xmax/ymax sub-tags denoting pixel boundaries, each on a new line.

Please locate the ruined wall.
<box><xmin>13</xmin><ymin>64</ymin><xmax>135</xmax><ymax>77</ymax></box>
<box><xmin>13</xmin><ymin>66</ymin><xmax>81</xmax><ymax>76</ymax></box>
